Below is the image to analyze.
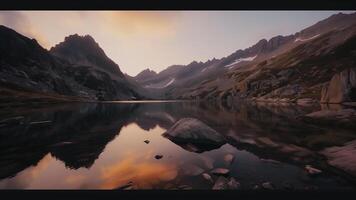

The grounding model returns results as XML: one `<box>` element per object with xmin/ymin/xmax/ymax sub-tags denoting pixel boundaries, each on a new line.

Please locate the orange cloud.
<box><xmin>102</xmin><ymin>11</ymin><xmax>180</xmax><ymax>38</ymax></box>
<box><xmin>100</xmin><ymin>152</ymin><xmax>177</xmax><ymax>189</ymax></box>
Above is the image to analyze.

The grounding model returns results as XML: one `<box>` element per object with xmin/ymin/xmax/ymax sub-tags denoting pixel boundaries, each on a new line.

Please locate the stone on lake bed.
<box><xmin>212</xmin><ymin>176</ymin><xmax>229</xmax><ymax>190</ymax></box>
<box><xmin>305</xmin><ymin>165</ymin><xmax>322</xmax><ymax>175</ymax></box>
<box><xmin>155</xmin><ymin>155</ymin><xmax>163</xmax><ymax>159</ymax></box>
<box><xmin>224</xmin><ymin>154</ymin><xmax>235</xmax><ymax>165</ymax></box>
<box><xmin>202</xmin><ymin>173</ymin><xmax>214</xmax><ymax>183</ymax></box>
<box><xmin>261</xmin><ymin>182</ymin><xmax>275</xmax><ymax>190</ymax></box>
<box><xmin>144</xmin><ymin>140</ymin><xmax>150</xmax><ymax>144</ymax></box>
<box><xmin>211</xmin><ymin>168</ymin><xmax>230</xmax><ymax>176</ymax></box>
<box><xmin>227</xmin><ymin>177</ymin><xmax>240</xmax><ymax>189</ymax></box>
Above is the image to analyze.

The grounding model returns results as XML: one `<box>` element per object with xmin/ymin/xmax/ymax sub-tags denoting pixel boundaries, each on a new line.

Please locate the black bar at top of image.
<box><xmin>0</xmin><ymin>0</ymin><xmax>355</xmax><ymax>10</ymax></box>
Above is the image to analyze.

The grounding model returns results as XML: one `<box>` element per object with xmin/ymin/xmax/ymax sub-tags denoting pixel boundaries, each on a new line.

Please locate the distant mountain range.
<box><xmin>133</xmin><ymin>12</ymin><xmax>356</xmax><ymax>104</ymax></box>
<box><xmin>0</xmin><ymin>12</ymin><xmax>356</xmax><ymax>104</ymax></box>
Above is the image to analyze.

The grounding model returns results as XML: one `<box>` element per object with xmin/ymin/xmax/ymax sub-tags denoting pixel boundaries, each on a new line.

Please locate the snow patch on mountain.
<box><xmin>225</xmin><ymin>55</ymin><xmax>257</xmax><ymax>68</ymax></box>
<box><xmin>163</xmin><ymin>78</ymin><xmax>175</xmax><ymax>87</ymax></box>
<box><xmin>145</xmin><ymin>78</ymin><xmax>175</xmax><ymax>89</ymax></box>
<box><xmin>294</xmin><ymin>34</ymin><xmax>320</xmax><ymax>42</ymax></box>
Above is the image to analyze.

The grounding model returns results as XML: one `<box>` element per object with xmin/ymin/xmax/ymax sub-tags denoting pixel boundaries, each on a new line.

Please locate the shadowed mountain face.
<box><xmin>133</xmin><ymin>12</ymin><xmax>356</xmax><ymax>102</ymax></box>
<box><xmin>1</xmin><ymin>102</ymin><xmax>356</xmax><ymax>189</ymax></box>
<box><xmin>50</xmin><ymin>34</ymin><xmax>124</xmax><ymax>79</ymax></box>
<box><xmin>0</xmin><ymin>26</ymin><xmax>142</xmax><ymax>102</ymax></box>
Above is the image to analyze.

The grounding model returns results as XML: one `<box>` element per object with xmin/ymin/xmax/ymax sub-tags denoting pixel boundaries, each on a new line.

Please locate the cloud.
<box><xmin>102</xmin><ymin>11</ymin><xmax>180</xmax><ymax>39</ymax></box>
<box><xmin>0</xmin><ymin>11</ymin><xmax>50</xmax><ymax>48</ymax></box>
<box><xmin>100</xmin><ymin>152</ymin><xmax>177</xmax><ymax>189</ymax></box>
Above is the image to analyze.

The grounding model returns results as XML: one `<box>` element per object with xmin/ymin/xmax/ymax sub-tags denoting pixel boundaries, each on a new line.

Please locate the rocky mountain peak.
<box><xmin>50</xmin><ymin>33</ymin><xmax>124</xmax><ymax>78</ymax></box>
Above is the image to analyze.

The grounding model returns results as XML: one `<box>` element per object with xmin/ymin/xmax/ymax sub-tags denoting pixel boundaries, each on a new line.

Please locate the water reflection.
<box><xmin>0</xmin><ymin>101</ymin><xmax>355</xmax><ymax>189</ymax></box>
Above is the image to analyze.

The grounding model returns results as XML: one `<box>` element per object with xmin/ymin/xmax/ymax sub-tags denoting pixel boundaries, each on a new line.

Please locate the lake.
<box><xmin>0</xmin><ymin>101</ymin><xmax>355</xmax><ymax>189</ymax></box>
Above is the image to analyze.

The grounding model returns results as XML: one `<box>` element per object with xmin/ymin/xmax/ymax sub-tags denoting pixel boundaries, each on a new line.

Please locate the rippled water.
<box><xmin>0</xmin><ymin>101</ymin><xmax>355</xmax><ymax>189</ymax></box>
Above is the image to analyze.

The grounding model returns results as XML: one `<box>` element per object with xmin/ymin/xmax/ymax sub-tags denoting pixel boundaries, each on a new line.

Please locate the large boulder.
<box><xmin>321</xmin><ymin>68</ymin><xmax>356</xmax><ymax>103</ymax></box>
<box><xmin>162</xmin><ymin>118</ymin><xmax>226</xmax><ymax>153</ymax></box>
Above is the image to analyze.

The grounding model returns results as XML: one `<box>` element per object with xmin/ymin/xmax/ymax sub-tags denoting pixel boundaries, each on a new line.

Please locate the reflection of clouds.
<box><xmin>0</xmin><ymin>154</ymin><xmax>52</xmax><ymax>189</ymax></box>
<box><xmin>100</xmin><ymin>152</ymin><xmax>177</xmax><ymax>189</ymax></box>
<box><xmin>65</xmin><ymin>174</ymin><xmax>86</xmax><ymax>186</ymax></box>
<box><xmin>0</xmin><ymin>11</ymin><xmax>50</xmax><ymax>48</ymax></box>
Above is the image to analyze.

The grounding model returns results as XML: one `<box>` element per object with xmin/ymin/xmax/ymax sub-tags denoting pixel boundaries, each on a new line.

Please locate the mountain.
<box><xmin>0</xmin><ymin>25</ymin><xmax>142</xmax><ymax>103</ymax></box>
<box><xmin>134</xmin><ymin>12</ymin><xmax>356</xmax><ymax>103</ymax></box>
<box><xmin>134</xmin><ymin>68</ymin><xmax>157</xmax><ymax>83</ymax></box>
<box><xmin>50</xmin><ymin>34</ymin><xmax>124</xmax><ymax>79</ymax></box>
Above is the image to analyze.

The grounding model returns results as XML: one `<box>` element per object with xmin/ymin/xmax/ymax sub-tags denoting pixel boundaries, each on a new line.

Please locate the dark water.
<box><xmin>0</xmin><ymin>101</ymin><xmax>355</xmax><ymax>189</ymax></box>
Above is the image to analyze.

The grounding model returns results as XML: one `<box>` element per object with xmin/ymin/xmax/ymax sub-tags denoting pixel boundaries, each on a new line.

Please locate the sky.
<box><xmin>0</xmin><ymin>11</ymin><xmax>354</xmax><ymax>76</ymax></box>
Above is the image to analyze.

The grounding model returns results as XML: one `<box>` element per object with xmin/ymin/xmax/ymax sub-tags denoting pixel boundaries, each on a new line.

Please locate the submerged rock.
<box><xmin>162</xmin><ymin>118</ymin><xmax>226</xmax><ymax>153</ymax></box>
<box><xmin>144</xmin><ymin>140</ymin><xmax>150</xmax><ymax>144</ymax></box>
<box><xmin>202</xmin><ymin>173</ymin><xmax>214</xmax><ymax>183</ymax></box>
<box><xmin>305</xmin><ymin>165</ymin><xmax>322</xmax><ymax>175</ymax></box>
<box><xmin>224</xmin><ymin>154</ymin><xmax>235</xmax><ymax>165</ymax></box>
<box><xmin>211</xmin><ymin>168</ymin><xmax>230</xmax><ymax>176</ymax></box>
<box><xmin>115</xmin><ymin>181</ymin><xmax>134</xmax><ymax>190</ymax></box>
<box><xmin>178</xmin><ymin>185</ymin><xmax>193</xmax><ymax>190</ymax></box>
<box><xmin>227</xmin><ymin>177</ymin><xmax>240</xmax><ymax>189</ymax></box>
<box><xmin>155</xmin><ymin>155</ymin><xmax>163</xmax><ymax>159</ymax></box>
<box><xmin>261</xmin><ymin>182</ymin><xmax>275</xmax><ymax>190</ymax></box>
<box><xmin>212</xmin><ymin>176</ymin><xmax>229</xmax><ymax>190</ymax></box>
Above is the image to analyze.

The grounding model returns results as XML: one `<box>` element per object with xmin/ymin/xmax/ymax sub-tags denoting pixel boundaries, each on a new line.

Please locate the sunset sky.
<box><xmin>0</xmin><ymin>11</ymin><xmax>354</xmax><ymax>76</ymax></box>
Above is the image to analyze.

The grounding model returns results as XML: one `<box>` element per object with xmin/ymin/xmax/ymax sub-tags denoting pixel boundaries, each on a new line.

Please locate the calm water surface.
<box><xmin>0</xmin><ymin>101</ymin><xmax>355</xmax><ymax>189</ymax></box>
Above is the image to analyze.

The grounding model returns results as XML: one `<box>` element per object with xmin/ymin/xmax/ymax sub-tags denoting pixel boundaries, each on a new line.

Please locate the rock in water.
<box><xmin>261</xmin><ymin>182</ymin><xmax>275</xmax><ymax>190</ymax></box>
<box><xmin>321</xmin><ymin>68</ymin><xmax>356</xmax><ymax>103</ymax></box>
<box><xmin>212</xmin><ymin>177</ymin><xmax>229</xmax><ymax>190</ymax></box>
<box><xmin>144</xmin><ymin>140</ymin><xmax>150</xmax><ymax>144</ymax></box>
<box><xmin>162</xmin><ymin>118</ymin><xmax>226</xmax><ymax>153</ymax></box>
<box><xmin>305</xmin><ymin>165</ymin><xmax>322</xmax><ymax>175</ymax></box>
<box><xmin>224</xmin><ymin>154</ymin><xmax>235</xmax><ymax>165</ymax></box>
<box><xmin>211</xmin><ymin>168</ymin><xmax>230</xmax><ymax>176</ymax></box>
<box><xmin>202</xmin><ymin>173</ymin><xmax>214</xmax><ymax>183</ymax></box>
<box><xmin>155</xmin><ymin>155</ymin><xmax>163</xmax><ymax>159</ymax></box>
<box><xmin>227</xmin><ymin>177</ymin><xmax>240</xmax><ymax>189</ymax></box>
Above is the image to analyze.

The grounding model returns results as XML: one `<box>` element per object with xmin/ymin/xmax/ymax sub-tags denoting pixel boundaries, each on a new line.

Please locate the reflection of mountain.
<box><xmin>1</xmin><ymin>102</ymin><xmax>356</xmax><ymax>180</ymax></box>
<box><xmin>0</xmin><ymin>103</ymin><xmax>138</xmax><ymax>178</ymax></box>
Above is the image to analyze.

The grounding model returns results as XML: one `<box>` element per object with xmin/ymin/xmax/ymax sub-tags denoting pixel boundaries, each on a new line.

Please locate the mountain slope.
<box><xmin>133</xmin><ymin>12</ymin><xmax>356</xmax><ymax>102</ymax></box>
<box><xmin>0</xmin><ymin>25</ymin><xmax>142</xmax><ymax>102</ymax></box>
<box><xmin>177</xmin><ymin>20</ymin><xmax>356</xmax><ymax>103</ymax></box>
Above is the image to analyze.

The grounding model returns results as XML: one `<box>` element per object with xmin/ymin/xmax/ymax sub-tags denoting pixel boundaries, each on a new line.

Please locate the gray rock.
<box><xmin>224</xmin><ymin>154</ymin><xmax>235</xmax><ymax>165</ymax></box>
<box><xmin>202</xmin><ymin>173</ymin><xmax>214</xmax><ymax>183</ymax></box>
<box><xmin>305</xmin><ymin>165</ymin><xmax>322</xmax><ymax>175</ymax></box>
<box><xmin>211</xmin><ymin>168</ymin><xmax>230</xmax><ymax>176</ymax></box>
<box><xmin>261</xmin><ymin>182</ymin><xmax>275</xmax><ymax>190</ymax></box>
<box><xmin>162</xmin><ymin>118</ymin><xmax>226</xmax><ymax>152</ymax></box>
<box><xmin>155</xmin><ymin>155</ymin><xmax>163</xmax><ymax>159</ymax></box>
<box><xmin>227</xmin><ymin>177</ymin><xmax>240</xmax><ymax>189</ymax></box>
<box><xmin>321</xmin><ymin>68</ymin><xmax>356</xmax><ymax>103</ymax></box>
<box><xmin>212</xmin><ymin>176</ymin><xmax>229</xmax><ymax>190</ymax></box>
